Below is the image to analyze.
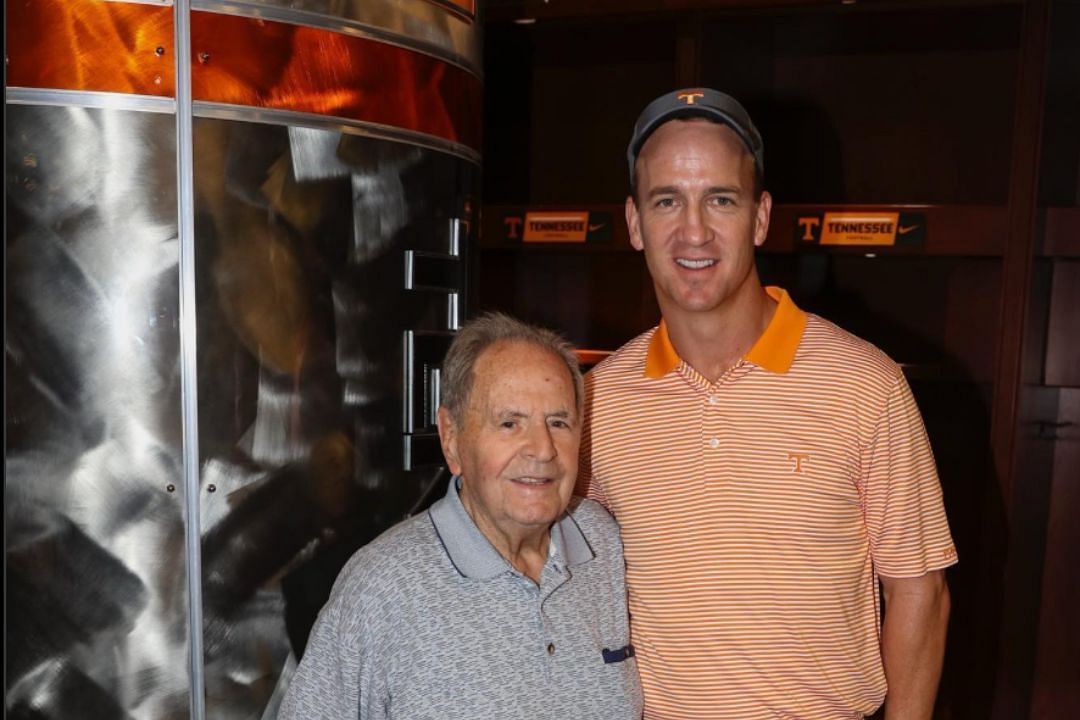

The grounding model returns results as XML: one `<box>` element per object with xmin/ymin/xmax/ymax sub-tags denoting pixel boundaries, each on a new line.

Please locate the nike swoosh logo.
<box><xmin>898</xmin><ymin>225</ymin><xmax>920</xmax><ymax>235</ymax></box>
<box><xmin>588</xmin><ymin>223</ymin><xmax>606</xmax><ymax>232</ymax></box>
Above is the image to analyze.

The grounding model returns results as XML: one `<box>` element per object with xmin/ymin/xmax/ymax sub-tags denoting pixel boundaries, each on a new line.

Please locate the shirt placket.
<box><xmin>703</xmin><ymin>382</ymin><xmax>726</xmax><ymax>489</ymax></box>
<box><xmin>678</xmin><ymin>362</ymin><xmax>727</xmax><ymax>486</ymax></box>
<box><xmin>534</xmin><ymin>555</ymin><xmax>570</xmax><ymax>682</ymax></box>
<box><xmin>684</xmin><ymin>360</ymin><xmax>755</xmax><ymax>487</ymax></box>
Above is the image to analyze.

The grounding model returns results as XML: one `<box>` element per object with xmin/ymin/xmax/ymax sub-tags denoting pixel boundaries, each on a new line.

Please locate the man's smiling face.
<box><xmin>627</xmin><ymin>118</ymin><xmax>771</xmax><ymax>322</ymax></box>
<box><xmin>440</xmin><ymin>340</ymin><xmax>579</xmax><ymax>546</ymax></box>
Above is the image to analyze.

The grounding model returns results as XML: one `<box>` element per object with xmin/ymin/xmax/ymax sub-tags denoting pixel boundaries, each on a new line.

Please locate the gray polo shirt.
<box><xmin>278</xmin><ymin>477</ymin><xmax>642</xmax><ymax>720</ymax></box>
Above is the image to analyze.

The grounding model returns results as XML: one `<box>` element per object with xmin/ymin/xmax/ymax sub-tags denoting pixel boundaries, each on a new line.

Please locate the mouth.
<box><xmin>675</xmin><ymin>258</ymin><xmax>717</xmax><ymax>270</ymax></box>
<box><xmin>512</xmin><ymin>476</ymin><xmax>554</xmax><ymax>486</ymax></box>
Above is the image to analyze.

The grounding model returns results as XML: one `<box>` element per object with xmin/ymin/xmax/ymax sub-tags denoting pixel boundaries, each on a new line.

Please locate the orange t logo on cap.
<box><xmin>677</xmin><ymin>91</ymin><xmax>705</xmax><ymax>105</ymax></box>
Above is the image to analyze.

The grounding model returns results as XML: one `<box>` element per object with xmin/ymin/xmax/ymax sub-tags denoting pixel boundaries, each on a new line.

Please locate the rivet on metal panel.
<box><xmin>154</xmin><ymin>74</ymin><xmax>162</xmax><ymax>85</ymax></box>
<box><xmin>207</xmin><ymin>484</ymin><xmax>217</xmax><ymax>493</ymax></box>
<box><xmin>167</xmin><ymin>484</ymin><xmax>176</xmax><ymax>493</ymax></box>
<box><xmin>155</xmin><ymin>46</ymin><xmax>165</xmax><ymax>56</ymax></box>
<box><xmin>198</xmin><ymin>51</ymin><xmax>210</xmax><ymax>64</ymax></box>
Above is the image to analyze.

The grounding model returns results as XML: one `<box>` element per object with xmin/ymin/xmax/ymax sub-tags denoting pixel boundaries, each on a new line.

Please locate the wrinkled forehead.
<box><xmin>469</xmin><ymin>341</ymin><xmax>577</xmax><ymax>410</ymax></box>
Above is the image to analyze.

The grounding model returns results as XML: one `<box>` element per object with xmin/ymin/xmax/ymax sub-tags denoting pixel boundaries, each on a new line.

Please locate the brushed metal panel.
<box><xmin>193</xmin><ymin>0</ymin><xmax>480</xmax><ymax>74</ymax></box>
<box><xmin>192</xmin><ymin>117</ymin><xmax>477</xmax><ymax>718</ymax></box>
<box><xmin>188</xmin><ymin>11</ymin><xmax>482</xmax><ymax>153</ymax></box>
<box><xmin>5</xmin><ymin>104</ymin><xmax>190</xmax><ymax>720</ymax></box>
<box><xmin>6</xmin><ymin>0</ymin><xmax>176</xmax><ymax>96</ymax></box>
<box><xmin>6</xmin><ymin>0</ymin><xmax>480</xmax><ymax>99</ymax></box>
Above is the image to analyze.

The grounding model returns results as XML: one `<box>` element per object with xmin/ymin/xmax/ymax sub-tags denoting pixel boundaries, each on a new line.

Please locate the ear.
<box><xmin>753</xmin><ymin>190</ymin><xmax>772</xmax><ymax>248</ymax></box>
<box><xmin>626</xmin><ymin>195</ymin><xmax>644</xmax><ymax>251</ymax></box>
<box><xmin>437</xmin><ymin>406</ymin><xmax>464</xmax><ymax>477</ymax></box>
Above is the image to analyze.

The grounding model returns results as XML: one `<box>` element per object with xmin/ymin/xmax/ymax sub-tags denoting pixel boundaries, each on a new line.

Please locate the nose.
<box><xmin>681</xmin><ymin>202</ymin><xmax>711</xmax><ymax>246</ymax></box>
<box><xmin>523</xmin><ymin>422</ymin><xmax>557</xmax><ymax>462</ymax></box>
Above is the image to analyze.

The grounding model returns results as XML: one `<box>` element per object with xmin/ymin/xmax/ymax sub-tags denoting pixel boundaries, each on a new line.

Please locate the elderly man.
<box><xmin>580</xmin><ymin>88</ymin><xmax>956</xmax><ymax>719</ymax></box>
<box><xmin>280</xmin><ymin>313</ymin><xmax>642</xmax><ymax>720</ymax></box>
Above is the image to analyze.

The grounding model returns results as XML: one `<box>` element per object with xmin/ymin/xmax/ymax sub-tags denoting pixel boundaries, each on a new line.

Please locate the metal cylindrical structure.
<box><xmin>5</xmin><ymin>0</ymin><xmax>481</xmax><ymax>717</ymax></box>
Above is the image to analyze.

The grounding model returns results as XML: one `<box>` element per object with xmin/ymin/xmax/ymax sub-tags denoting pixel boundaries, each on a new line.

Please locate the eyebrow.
<box><xmin>647</xmin><ymin>185</ymin><xmax>682</xmax><ymax>198</ymax></box>
<box><xmin>647</xmin><ymin>184</ymin><xmax>741</xmax><ymax>198</ymax></box>
<box><xmin>495</xmin><ymin>410</ymin><xmax>528</xmax><ymax>421</ymax></box>
<box><xmin>493</xmin><ymin>409</ymin><xmax>573</xmax><ymax>420</ymax></box>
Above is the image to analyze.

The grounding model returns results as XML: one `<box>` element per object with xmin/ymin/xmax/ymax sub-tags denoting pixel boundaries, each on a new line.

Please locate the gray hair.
<box><xmin>440</xmin><ymin>312</ymin><xmax>583</xmax><ymax>426</ymax></box>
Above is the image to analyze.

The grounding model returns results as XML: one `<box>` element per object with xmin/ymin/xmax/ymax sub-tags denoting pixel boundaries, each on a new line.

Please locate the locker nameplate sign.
<box><xmin>795</xmin><ymin>211</ymin><xmax>926</xmax><ymax>247</ymax></box>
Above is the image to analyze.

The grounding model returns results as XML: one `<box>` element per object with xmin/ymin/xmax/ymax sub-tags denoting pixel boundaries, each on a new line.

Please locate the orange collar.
<box><xmin>644</xmin><ymin>287</ymin><xmax>808</xmax><ymax>378</ymax></box>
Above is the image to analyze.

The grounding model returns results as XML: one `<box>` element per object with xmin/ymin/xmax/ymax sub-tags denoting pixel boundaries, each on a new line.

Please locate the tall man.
<box><xmin>282</xmin><ymin>314</ymin><xmax>642</xmax><ymax>719</ymax></box>
<box><xmin>579</xmin><ymin>88</ymin><xmax>956</xmax><ymax>719</ymax></box>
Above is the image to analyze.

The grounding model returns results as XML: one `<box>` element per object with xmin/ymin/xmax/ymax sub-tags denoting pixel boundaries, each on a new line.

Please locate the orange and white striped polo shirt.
<box><xmin>579</xmin><ymin>287</ymin><xmax>956</xmax><ymax>720</ymax></box>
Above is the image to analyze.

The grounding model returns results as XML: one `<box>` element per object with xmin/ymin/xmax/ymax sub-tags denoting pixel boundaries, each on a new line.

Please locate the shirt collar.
<box><xmin>645</xmin><ymin>286</ymin><xmax>807</xmax><ymax>378</ymax></box>
<box><xmin>428</xmin><ymin>476</ymin><xmax>594</xmax><ymax>580</ymax></box>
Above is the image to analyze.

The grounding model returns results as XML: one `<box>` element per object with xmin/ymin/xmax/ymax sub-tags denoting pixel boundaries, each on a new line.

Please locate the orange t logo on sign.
<box><xmin>677</xmin><ymin>91</ymin><xmax>705</xmax><ymax>105</ymax></box>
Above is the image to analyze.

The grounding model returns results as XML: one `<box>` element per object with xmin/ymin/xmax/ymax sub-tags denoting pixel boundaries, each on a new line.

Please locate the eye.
<box><xmin>549</xmin><ymin>418</ymin><xmax>571</xmax><ymax>429</ymax></box>
<box><xmin>654</xmin><ymin>197</ymin><xmax>676</xmax><ymax>209</ymax></box>
<box><xmin>500</xmin><ymin>420</ymin><xmax>517</xmax><ymax>429</ymax></box>
<box><xmin>709</xmin><ymin>195</ymin><xmax>735</xmax><ymax>207</ymax></box>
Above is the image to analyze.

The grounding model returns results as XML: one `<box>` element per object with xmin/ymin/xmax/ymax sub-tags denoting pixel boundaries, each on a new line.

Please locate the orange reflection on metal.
<box><xmin>426</xmin><ymin>0</ymin><xmax>476</xmax><ymax>17</ymax></box>
<box><xmin>190</xmin><ymin>12</ymin><xmax>481</xmax><ymax>151</ymax></box>
<box><xmin>6</xmin><ymin>0</ymin><xmax>175</xmax><ymax>96</ymax></box>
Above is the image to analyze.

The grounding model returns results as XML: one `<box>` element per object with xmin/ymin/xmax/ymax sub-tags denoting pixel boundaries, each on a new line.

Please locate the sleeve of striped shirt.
<box><xmin>576</xmin><ymin>372</ymin><xmax>610</xmax><ymax>508</ymax></box>
<box><xmin>862</xmin><ymin>370</ymin><xmax>958</xmax><ymax>578</ymax></box>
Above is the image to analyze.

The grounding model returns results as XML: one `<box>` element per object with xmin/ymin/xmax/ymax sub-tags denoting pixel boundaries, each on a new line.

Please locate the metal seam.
<box><xmin>193</xmin><ymin>101</ymin><xmax>482</xmax><ymax>164</ymax></box>
<box><xmin>0</xmin><ymin>91</ymin><xmax>481</xmax><ymax>164</ymax></box>
<box><xmin>5</xmin><ymin>87</ymin><xmax>177</xmax><ymax>113</ymax></box>
<box><xmin>175</xmin><ymin>0</ymin><xmax>207</xmax><ymax>714</ymax></box>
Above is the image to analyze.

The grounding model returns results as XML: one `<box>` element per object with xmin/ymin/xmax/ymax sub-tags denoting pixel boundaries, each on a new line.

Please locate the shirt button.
<box><xmin>707</xmin><ymin>394</ymin><xmax>719</xmax><ymax>405</ymax></box>
<box><xmin>708</xmin><ymin>437</ymin><xmax>720</xmax><ymax>449</ymax></box>
<box><xmin>547</xmin><ymin>643</ymin><xmax>555</xmax><ymax>655</ymax></box>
